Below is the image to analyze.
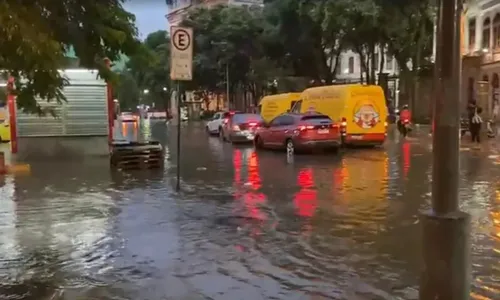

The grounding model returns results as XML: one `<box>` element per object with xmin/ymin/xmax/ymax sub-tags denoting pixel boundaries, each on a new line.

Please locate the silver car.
<box><xmin>221</xmin><ymin>113</ymin><xmax>264</xmax><ymax>143</ymax></box>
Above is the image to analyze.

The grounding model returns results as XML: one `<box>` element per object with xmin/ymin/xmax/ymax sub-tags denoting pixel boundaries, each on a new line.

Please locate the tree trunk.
<box><xmin>370</xmin><ymin>43</ymin><xmax>377</xmax><ymax>85</ymax></box>
<box><xmin>358</xmin><ymin>49</ymin><xmax>365</xmax><ymax>83</ymax></box>
<box><xmin>378</xmin><ymin>44</ymin><xmax>386</xmax><ymax>84</ymax></box>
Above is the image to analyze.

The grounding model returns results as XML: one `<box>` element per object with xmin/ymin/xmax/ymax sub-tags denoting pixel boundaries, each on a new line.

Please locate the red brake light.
<box><xmin>299</xmin><ymin>125</ymin><xmax>314</xmax><ymax>131</ymax></box>
<box><xmin>248</xmin><ymin>122</ymin><xmax>257</xmax><ymax>126</ymax></box>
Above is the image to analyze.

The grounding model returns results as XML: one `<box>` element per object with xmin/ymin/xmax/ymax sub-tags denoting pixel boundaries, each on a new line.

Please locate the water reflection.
<box><xmin>294</xmin><ymin>168</ymin><xmax>317</xmax><ymax>218</ymax></box>
<box><xmin>232</xmin><ymin>148</ymin><xmax>266</xmax><ymax>236</ymax></box>
<box><xmin>0</xmin><ymin>123</ymin><xmax>499</xmax><ymax>299</ymax></box>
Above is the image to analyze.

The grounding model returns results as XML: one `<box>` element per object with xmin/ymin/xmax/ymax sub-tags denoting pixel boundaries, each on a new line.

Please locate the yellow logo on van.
<box><xmin>353</xmin><ymin>101</ymin><xmax>380</xmax><ymax>129</ymax></box>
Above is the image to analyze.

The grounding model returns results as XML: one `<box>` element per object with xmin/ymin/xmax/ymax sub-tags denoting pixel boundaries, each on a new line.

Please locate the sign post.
<box><xmin>7</xmin><ymin>76</ymin><xmax>17</xmax><ymax>154</ymax></box>
<box><xmin>170</xmin><ymin>26</ymin><xmax>193</xmax><ymax>191</ymax></box>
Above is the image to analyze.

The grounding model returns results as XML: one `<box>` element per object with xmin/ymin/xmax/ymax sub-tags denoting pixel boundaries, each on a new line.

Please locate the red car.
<box><xmin>254</xmin><ymin>113</ymin><xmax>341</xmax><ymax>154</ymax></box>
<box><xmin>220</xmin><ymin>113</ymin><xmax>264</xmax><ymax>143</ymax></box>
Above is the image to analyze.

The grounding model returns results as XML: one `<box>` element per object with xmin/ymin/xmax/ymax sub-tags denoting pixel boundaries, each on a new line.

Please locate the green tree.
<box><xmin>0</xmin><ymin>1</ymin><xmax>140</xmax><ymax>113</ymax></box>
<box><xmin>125</xmin><ymin>30</ymin><xmax>171</xmax><ymax>109</ymax></box>
<box><xmin>117</xmin><ymin>70</ymin><xmax>140</xmax><ymax>110</ymax></box>
<box><xmin>182</xmin><ymin>5</ymin><xmax>276</xmax><ymax>108</ymax></box>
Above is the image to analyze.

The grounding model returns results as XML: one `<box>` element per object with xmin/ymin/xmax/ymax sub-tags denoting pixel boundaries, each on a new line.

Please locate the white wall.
<box><xmin>333</xmin><ymin>48</ymin><xmax>398</xmax><ymax>81</ymax></box>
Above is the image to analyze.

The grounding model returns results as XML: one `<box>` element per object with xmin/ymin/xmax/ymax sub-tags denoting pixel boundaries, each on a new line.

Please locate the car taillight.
<box><xmin>298</xmin><ymin>125</ymin><xmax>314</xmax><ymax>131</ymax></box>
<box><xmin>248</xmin><ymin>122</ymin><xmax>257</xmax><ymax>126</ymax></box>
<box><xmin>233</xmin><ymin>125</ymin><xmax>240</xmax><ymax>131</ymax></box>
<box><xmin>340</xmin><ymin>118</ymin><xmax>347</xmax><ymax>135</ymax></box>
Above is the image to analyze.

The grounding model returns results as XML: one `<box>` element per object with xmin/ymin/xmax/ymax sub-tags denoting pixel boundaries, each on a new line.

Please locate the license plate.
<box><xmin>318</xmin><ymin>129</ymin><xmax>329</xmax><ymax>134</ymax></box>
<box><xmin>350</xmin><ymin>135</ymin><xmax>363</xmax><ymax>140</ymax></box>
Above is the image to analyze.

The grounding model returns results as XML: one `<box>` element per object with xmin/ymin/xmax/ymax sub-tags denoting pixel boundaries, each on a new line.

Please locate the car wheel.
<box><xmin>286</xmin><ymin>138</ymin><xmax>294</xmax><ymax>156</ymax></box>
<box><xmin>254</xmin><ymin>136</ymin><xmax>263</xmax><ymax>149</ymax></box>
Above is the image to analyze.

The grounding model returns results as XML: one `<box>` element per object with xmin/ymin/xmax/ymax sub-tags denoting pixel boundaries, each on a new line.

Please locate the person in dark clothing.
<box><xmin>470</xmin><ymin>106</ymin><xmax>482</xmax><ymax>143</ymax></box>
<box><xmin>467</xmin><ymin>101</ymin><xmax>476</xmax><ymax>123</ymax></box>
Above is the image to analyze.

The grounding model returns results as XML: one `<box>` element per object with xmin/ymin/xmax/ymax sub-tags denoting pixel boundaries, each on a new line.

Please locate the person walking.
<box><xmin>470</xmin><ymin>106</ymin><xmax>483</xmax><ymax>144</ymax></box>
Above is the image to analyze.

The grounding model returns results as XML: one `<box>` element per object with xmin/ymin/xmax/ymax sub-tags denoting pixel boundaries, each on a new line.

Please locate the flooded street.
<box><xmin>0</xmin><ymin>121</ymin><xmax>499</xmax><ymax>299</ymax></box>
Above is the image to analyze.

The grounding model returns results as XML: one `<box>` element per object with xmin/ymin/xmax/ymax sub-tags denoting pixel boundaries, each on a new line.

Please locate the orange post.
<box><xmin>104</xmin><ymin>58</ymin><xmax>114</xmax><ymax>145</ymax></box>
<box><xmin>7</xmin><ymin>76</ymin><xmax>17</xmax><ymax>153</ymax></box>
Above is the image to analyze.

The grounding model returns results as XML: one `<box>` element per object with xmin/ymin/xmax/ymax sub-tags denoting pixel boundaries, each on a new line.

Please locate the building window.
<box><xmin>348</xmin><ymin>57</ymin><xmax>354</xmax><ymax>74</ymax></box>
<box><xmin>385</xmin><ymin>53</ymin><xmax>393</xmax><ymax>70</ymax></box>
<box><xmin>494</xmin><ymin>14</ymin><xmax>500</xmax><ymax>50</ymax></box>
<box><xmin>483</xmin><ymin>17</ymin><xmax>491</xmax><ymax>50</ymax></box>
<box><xmin>468</xmin><ymin>18</ymin><xmax>476</xmax><ymax>51</ymax></box>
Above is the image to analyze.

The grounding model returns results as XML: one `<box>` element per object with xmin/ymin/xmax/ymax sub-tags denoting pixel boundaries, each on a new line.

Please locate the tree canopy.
<box><xmin>1</xmin><ymin>0</ymin><xmax>140</xmax><ymax>113</ymax></box>
<box><xmin>123</xmin><ymin>0</ymin><xmax>435</xmax><ymax>109</ymax></box>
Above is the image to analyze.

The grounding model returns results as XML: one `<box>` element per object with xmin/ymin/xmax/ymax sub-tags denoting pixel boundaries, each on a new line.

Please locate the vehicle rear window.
<box><xmin>301</xmin><ymin>115</ymin><xmax>332</xmax><ymax>124</ymax></box>
<box><xmin>223</xmin><ymin>111</ymin><xmax>243</xmax><ymax>118</ymax></box>
<box><xmin>233</xmin><ymin>114</ymin><xmax>263</xmax><ymax>123</ymax></box>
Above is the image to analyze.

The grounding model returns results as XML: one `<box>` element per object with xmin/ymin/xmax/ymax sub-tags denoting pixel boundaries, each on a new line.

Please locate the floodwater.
<box><xmin>0</xmin><ymin>121</ymin><xmax>498</xmax><ymax>299</ymax></box>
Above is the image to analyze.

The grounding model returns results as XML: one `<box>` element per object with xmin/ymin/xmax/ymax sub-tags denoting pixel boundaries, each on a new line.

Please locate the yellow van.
<box><xmin>291</xmin><ymin>84</ymin><xmax>388</xmax><ymax>146</ymax></box>
<box><xmin>0</xmin><ymin>106</ymin><xmax>10</xmax><ymax>142</ymax></box>
<box><xmin>258</xmin><ymin>93</ymin><xmax>302</xmax><ymax>123</ymax></box>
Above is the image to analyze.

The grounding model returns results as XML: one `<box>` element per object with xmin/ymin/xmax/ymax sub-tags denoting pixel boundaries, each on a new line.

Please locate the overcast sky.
<box><xmin>124</xmin><ymin>1</ymin><xmax>169</xmax><ymax>39</ymax></box>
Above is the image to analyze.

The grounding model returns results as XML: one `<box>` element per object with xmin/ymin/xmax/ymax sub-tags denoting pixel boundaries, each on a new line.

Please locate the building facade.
<box><xmin>166</xmin><ymin>0</ymin><xmax>263</xmax><ymax>26</ymax></box>
<box><xmin>333</xmin><ymin>49</ymin><xmax>400</xmax><ymax>105</ymax></box>
<box><xmin>463</xmin><ymin>0</ymin><xmax>500</xmax><ymax>117</ymax></box>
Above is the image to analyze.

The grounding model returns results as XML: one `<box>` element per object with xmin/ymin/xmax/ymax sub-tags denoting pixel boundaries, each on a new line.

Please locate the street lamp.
<box><xmin>211</xmin><ymin>41</ymin><xmax>230</xmax><ymax>109</ymax></box>
<box><xmin>143</xmin><ymin>89</ymin><xmax>149</xmax><ymax>94</ymax></box>
<box><xmin>163</xmin><ymin>87</ymin><xmax>167</xmax><ymax>92</ymax></box>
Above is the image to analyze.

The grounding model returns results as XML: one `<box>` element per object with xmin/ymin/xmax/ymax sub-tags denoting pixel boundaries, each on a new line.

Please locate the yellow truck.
<box><xmin>291</xmin><ymin>84</ymin><xmax>388</xmax><ymax>146</ymax></box>
<box><xmin>0</xmin><ymin>106</ymin><xmax>10</xmax><ymax>142</ymax></box>
<box><xmin>258</xmin><ymin>93</ymin><xmax>302</xmax><ymax>123</ymax></box>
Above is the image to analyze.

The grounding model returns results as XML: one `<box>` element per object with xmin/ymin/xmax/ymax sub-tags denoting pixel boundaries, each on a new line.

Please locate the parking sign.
<box><xmin>170</xmin><ymin>26</ymin><xmax>193</xmax><ymax>81</ymax></box>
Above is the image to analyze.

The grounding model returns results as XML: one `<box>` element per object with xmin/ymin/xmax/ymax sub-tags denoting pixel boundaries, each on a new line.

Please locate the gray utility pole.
<box><xmin>420</xmin><ymin>0</ymin><xmax>471</xmax><ymax>299</ymax></box>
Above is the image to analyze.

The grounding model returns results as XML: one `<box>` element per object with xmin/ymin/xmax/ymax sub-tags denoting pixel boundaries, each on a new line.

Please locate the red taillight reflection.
<box><xmin>233</xmin><ymin>150</ymin><xmax>266</xmax><ymax>225</ymax></box>
<box><xmin>402</xmin><ymin>141</ymin><xmax>410</xmax><ymax>178</ymax></box>
<box><xmin>233</xmin><ymin>149</ymin><xmax>241</xmax><ymax>185</ymax></box>
<box><xmin>248</xmin><ymin>151</ymin><xmax>261</xmax><ymax>189</ymax></box>
<box><xmin>294</xmin><ymin>168</ymin><xmax>317</xmax><ymax>218</ymax></box>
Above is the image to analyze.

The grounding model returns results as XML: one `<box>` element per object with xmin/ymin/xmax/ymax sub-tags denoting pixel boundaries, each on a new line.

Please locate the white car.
<box><xmin>205</xmin><ymin>111</ymin><xmax>241</xmax><ymax>135</ymax></box>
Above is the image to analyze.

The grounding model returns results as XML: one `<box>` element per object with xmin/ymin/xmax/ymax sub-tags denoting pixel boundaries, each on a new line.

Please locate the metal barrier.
<box><xmin>109</xmin><ymin>141</ymin><xmax>164</xmax><ymax>170</ymax></box>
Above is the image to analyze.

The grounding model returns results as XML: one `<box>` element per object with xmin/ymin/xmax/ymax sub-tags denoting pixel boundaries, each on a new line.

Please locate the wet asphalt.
<box><xmin>0</xmin><ymin>120</ymin><xmax>498</xmax><ymax>300</ymax></box>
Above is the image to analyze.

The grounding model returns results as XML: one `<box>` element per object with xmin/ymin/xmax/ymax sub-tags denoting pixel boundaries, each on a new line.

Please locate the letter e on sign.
<box><xmin>170</xmin><ymin>26</ymin><xmax>193</xmax><ymax>81</ymax></box>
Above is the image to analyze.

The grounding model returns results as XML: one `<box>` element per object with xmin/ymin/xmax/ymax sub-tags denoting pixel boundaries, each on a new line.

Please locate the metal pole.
<box><xmin>176</xmin><ymin>81</ymin><xmax>181</xmax><ymax>191</ymax></box>
<box><xmin>226</xmin><ymin>63</ymin><xmax>230</xmax><ymax>110</ymax></box>
<box><xmin>420</xmin><ymin>0</ymin><xmax>470</xmax><ymax>298</ymax></box>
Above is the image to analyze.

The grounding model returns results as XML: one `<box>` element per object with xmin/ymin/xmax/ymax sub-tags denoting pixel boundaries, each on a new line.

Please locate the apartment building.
<box><xmin>333</xmin><ymin>49</ymin><xmax>399</xmax><ymax>104</ymax></box>
<box><xmin>166</xmin><ymin>0</ymin><xmax>263</xmax><ymax>25</ymax></box>
<box><xmin>462</xmin><ymin>0</ymin><xmax>500</xmax><ymax>116</ymax></box>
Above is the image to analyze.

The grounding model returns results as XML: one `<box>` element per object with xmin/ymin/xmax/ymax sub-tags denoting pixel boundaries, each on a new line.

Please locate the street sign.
<box><xmin>170</xmin><ymin>26</ymin><xmax>193</xmax><ymax>81</ymax></box>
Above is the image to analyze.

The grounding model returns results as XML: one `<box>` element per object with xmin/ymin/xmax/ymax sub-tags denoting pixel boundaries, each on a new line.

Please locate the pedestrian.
<box><xmin>470</xmin><ymin>106</ymin><xmax>483</xmax><ymax>144</ymax></box>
